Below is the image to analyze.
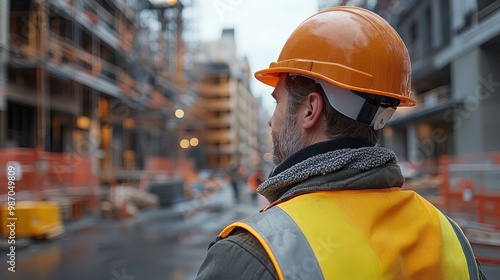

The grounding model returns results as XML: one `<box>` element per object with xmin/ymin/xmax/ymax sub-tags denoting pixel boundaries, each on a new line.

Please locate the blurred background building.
<box><xmin>375</xmin><ymin>0</ymin><xmax>500</xmax><ymax>170</ymax></box>
<box><xmin>193</xmin><ymin>28</ymin><xmax>263</xmax><ymax>173</ymax></box>
<box><xmin>0</xmin><ymin>0</ymin><xmax>162</xmax><ymax>218</ymax></box>
<box><xmin>0</xmin><ymin>0</ymin><xmax>271</xmax><ymax>221</ymax></box>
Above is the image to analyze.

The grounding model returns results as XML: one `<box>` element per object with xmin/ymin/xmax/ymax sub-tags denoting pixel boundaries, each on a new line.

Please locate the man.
<box><xmin>196</xmin><ymin>6</ymin><xmax>486</xmax><ymax>280</ymax></box>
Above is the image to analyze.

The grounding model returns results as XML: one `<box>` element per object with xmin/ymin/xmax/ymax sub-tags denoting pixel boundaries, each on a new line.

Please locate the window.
<box><xmin>7</xmin><ymin>102</ymin><xmax>36</xmax><ymax>148</ymax></box>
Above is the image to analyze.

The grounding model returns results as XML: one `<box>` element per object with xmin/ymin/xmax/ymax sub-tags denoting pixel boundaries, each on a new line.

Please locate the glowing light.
<box><xmin>149</xmin><ymin>0</ymin><xmax>177</xmax><ymax>5</ymax></box>
<box><xmin>190</xmin><ymin>138</ymin><xmax>199</xmax><ymax>147</ymax></box>
<box><xmin>123</xmin><ymin>118</ymin><xmax>135</xmax><ymax>129</ymax></box>
<box><xmin>175</xmin><ymin>109</ymin><xmax>185</xmax><ymax>119</ymax></box>
<box><xmin>180</xmin><ymin>139</ymin><xmax>190</xmax><ymax>149</ymax></box>
<box><xmin>263</xmin><ymin>152</ymin><xmax>273</xmax><ymax>163</ymax></box>
<box><xmin>77</xmin><ymin>116</ymin><xmax>90</xmax><ymax>129</ymax></box>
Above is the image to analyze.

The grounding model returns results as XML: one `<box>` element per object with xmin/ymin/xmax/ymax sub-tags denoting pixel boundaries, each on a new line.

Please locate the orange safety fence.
<box><xmin>440</xmin><ymin>152</ymin><xmax>500</xmax><ymax>265</ymax></box>
<box><xmin>0</xmin><ymin>148</ymin><xmax>99</xmax><ymax>194</ymax></box>
<box><xmin>0</xmin><ymin>148</ymin><xmax>38</xmax><ymax>193</ymax></box>
<box><xmin>0</xmin><ymin>148</ymin><xmax>99</xmax><ymax>219</ymax></box>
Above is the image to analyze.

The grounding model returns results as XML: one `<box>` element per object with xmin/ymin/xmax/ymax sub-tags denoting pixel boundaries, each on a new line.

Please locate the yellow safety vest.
<box><xmin>220</xmin><ymin>189</ymin><xmax>480</xmax><ymax>280</ymax></box>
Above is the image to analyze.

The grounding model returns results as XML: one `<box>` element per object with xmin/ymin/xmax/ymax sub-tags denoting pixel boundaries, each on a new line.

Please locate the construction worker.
<box><xmin>196</xmin><ymin>6</ymin><xmax>487</xmax><ymax>280</ymax></box>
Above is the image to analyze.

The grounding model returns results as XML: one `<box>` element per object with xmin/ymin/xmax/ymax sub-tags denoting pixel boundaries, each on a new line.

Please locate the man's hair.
<box><xmin>283</xmin><ymin>74</ymin><xmax>380</xmax><ymax>146</ymax></box>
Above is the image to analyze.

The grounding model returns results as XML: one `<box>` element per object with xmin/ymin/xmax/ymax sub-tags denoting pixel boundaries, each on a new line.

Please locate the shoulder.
<box><xmin>196</xmin><ymin>229</ymin><xmax>278</xmax><ymax>280</ymax></box>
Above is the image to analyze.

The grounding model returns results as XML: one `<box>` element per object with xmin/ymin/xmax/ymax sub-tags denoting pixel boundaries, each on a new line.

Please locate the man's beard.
<box><xmin>272</xmin><ymin>110</ymin><xmax>305</xmax><ymax>165</ymax></box>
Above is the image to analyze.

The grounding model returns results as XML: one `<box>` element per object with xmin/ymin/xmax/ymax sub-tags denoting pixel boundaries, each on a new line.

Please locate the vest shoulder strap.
<box><xmin>220</xmin><ymin>206</ymin><xmax>324</xmax><ymax>280</ymax></box>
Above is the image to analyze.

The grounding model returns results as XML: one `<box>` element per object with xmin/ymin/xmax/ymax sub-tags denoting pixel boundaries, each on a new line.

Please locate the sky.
<box><xmin>193</xmin><ymin>0</ymin><xmax>319</xmax><ymax>112</ymax></box>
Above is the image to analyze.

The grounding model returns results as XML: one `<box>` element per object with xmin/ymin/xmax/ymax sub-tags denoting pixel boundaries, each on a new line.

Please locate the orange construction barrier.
<box><xmin>440</xmin><ymin>153</ymin><xmax>500</xmax><ymax>264</ymax></box>
<box><xmin>0</xmin><ymin>148</ymin><xmax>99</xmax><ymax>219</ymax></box>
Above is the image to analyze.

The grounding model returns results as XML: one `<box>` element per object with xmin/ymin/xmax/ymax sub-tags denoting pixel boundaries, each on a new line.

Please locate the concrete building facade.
<box><xmin>375</xmin><ymin>0</ymin><xmax>500</xmax><ymax>172</ymax></box>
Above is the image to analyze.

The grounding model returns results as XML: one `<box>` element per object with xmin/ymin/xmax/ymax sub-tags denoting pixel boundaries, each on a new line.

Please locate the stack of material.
<box><xmin>459</xmin><ymin>220</ymin><xmax>500</xmax><ymax>247</ymax></box>
<box><xmin>119</xmin><ymin>186</ymin><xmax>160</xmax><ymax>210</ymax></box>
<box><xmin>101</xmin><ymin>185</ymin><xmax>159</xmax><ymax>219</ymax></box>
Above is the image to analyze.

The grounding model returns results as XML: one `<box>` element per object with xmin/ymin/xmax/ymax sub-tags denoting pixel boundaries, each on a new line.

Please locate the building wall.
<box><xmin>451</xmin><ymin>48</ymin><xmax>482</xmax><ymax>154</ymax></box>
<box><xmin>479</xmin><ymin>45</ymin><xmax>500</xmax><ymax>152</ymax></box>
<box><xmin>379</xmin><ymin>0</ymin><xmax>500</xmax><ymax>165</ymax></box>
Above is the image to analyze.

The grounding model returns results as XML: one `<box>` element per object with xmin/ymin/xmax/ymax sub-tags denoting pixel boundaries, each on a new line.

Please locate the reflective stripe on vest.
<box><xmin>446</xmin><ymin>216</ymin><xmax>480</xmax><ymax>280</ymax></box>
<box><xmin>220</xmin><ymin>206</ymin><xmax>324</xmax><ymax>280</ymax></box>
<box><xmin>221</xmin><ymin>190</ymin><xmax>476</xmax><ymax>279</ymax></box>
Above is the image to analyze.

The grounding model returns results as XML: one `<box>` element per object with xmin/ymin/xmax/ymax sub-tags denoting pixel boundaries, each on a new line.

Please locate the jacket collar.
<box><xmin>269</xmin><ymin>138</ymin><xmax>371</xmax><ymax>178</ymax></box>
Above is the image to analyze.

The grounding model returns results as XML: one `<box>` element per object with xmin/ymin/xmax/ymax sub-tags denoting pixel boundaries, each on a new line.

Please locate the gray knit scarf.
<box><xmin>257</xmin><ymin>146</ymin><xmax>399</xmax><ymax>202</ymax></box>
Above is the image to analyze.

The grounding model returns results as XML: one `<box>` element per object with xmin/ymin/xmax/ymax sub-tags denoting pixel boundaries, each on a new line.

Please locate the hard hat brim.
<box><xmin>255</xmin><ymin>67</ymin><xmax>416</xmax><ymax>107</ymax></box>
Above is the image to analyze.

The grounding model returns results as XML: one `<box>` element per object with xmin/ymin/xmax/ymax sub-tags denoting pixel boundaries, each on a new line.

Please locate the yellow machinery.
<box><xmin>1</xmin><ymin>201</ymin><xmax>64</xmax><ymax>239</ymax></box>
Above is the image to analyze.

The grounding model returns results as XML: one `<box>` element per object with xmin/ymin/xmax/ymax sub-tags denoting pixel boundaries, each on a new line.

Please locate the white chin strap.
<box><xmin>318</xmin><ymin>80</ymin><xmax>395</xmax><ymax>130</ymax></box>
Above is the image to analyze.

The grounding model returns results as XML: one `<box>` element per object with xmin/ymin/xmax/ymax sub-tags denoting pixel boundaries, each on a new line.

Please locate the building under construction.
<box><xmin>0</xmin><ymin>0</ymin><xmax>190</xmax><ymax>219</ymax></box>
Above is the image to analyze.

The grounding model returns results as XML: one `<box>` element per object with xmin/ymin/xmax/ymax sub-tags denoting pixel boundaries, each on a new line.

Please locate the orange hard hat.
<box><xmin>255</xmin><ymin>6</ymin><xmax>416</xmax><ymax>107</ymax></box>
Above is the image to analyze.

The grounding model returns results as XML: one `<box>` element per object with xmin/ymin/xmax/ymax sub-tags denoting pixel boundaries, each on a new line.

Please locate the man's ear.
<box><xmin>302</xmin><ymin>92</ymin><xmax>324</xmax><ymax>129</ymax></box>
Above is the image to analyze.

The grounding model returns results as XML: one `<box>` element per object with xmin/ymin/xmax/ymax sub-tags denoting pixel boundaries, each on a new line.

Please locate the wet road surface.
<box><xmin>1</xmin><ymin>186</ymin><xmax>259</xmax><ymax>280</ymax></box>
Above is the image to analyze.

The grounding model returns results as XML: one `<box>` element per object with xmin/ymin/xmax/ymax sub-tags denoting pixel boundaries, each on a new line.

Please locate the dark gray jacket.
<box><xmin>197</xmin><ymin>228</ymin><xmax>278</xmax><ymax>279</ymax></box>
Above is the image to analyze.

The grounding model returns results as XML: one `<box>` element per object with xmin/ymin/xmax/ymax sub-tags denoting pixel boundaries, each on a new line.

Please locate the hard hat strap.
<box><xmin>318</xmin><ymin>80</ymin><xmax>395</xmax><ymax>130</ymax></box>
